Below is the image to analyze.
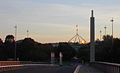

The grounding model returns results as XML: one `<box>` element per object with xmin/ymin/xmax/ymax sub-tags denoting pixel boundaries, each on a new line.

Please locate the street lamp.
<box><xmin>110</xmin><ymin>18</ymin><xmax>114</xmax><ymax>45</ymax></box>
<box><xmin>100</xmin><ymin>30</ymin><xmax>102</xmax><ymax>41</ymax></box>
<box><xmin>110</xmin><ymin>18</ymin><xmax>114</xmax><ymax>38</ymax></box>
<box><xmin>110</xmin><ymin>18</ymin><xmax>114</xmax><ymax>61</ymax></box>
<box><xmin>27</xmin><ymin>30</ymin><xmax>29</xmax><ymax>38</ymax></box>
<box><xmin>104</xmin><ymin>26</ymin><xmax>107</xmax><ymax>36</ymax></box>
<box><xmin>14</xmin><ymin>25</ymin><xmax>17</xmax><ymax>60</ymax></box>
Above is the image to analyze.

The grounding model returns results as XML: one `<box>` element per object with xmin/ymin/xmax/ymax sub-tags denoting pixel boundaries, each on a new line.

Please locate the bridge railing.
<box><xmin>91</xmin><ymin>61</ymin><xmax>120</xmax><ymax>73</ymax></box>
<box><xmin>0</xmin><ymin>61</ymin><xmax>23</xmax><ymax>72</ymax></box>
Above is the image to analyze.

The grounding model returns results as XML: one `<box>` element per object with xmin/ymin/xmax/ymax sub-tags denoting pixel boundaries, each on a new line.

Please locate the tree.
<box><xmin>0</xmin><ymin>38</ymin><xmax>4</xmax><ymax>60</ymax></box>
<box><xmin>17</xmin><ymin>38</ymin><xmax>54</xmax><ymax>61</ymax></box>
<box><xmin>5</xmin><ymin>35</ymin><xmax>15</xmax><ymax>43</ymax></box>
<box><xmin>18</xmin><ymin>38</ymin><xmax>36</xmax><ymax>61</ymax></box>
<box><xmin>3</xmin><ymin>35</ymin><xmax>15</xmax><ymax>60</ymax></box>
<box><xmin>111</xmin><ymin>38</ymin><xmax>120</xmax><ymax>63</ymax></box>
<box><xmin>77</xmin><ymin>44</ymin><xmax>90</xmax><ymax>62</ymax></box>
<box><xmin>95</xmin><ymin>35</ymin><xmax>120</xmax><ymax>63</ymax></box>
<box><xmin>56</xmin><ymin>42</ymin><xmax>76</xmax><ymax>61</ymax></box>
<box><xmin>0</xmin><ymin>38</ymin><xmax>3</xmax><ymax>44</ymax></box>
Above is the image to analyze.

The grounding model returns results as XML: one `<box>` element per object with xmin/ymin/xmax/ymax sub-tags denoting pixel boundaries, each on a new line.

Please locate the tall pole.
<box><xmin>111</xmin><ymin>18</ymin><xmax>114</xmax><ymax>38</ymax></box>
<box><xmin>14</xmin><ymin>25</ymin><xmax>17</xmax><ymax>60</ymax></box>
<box><xmin>27</xmin><ymin>30</ymin><xmax>29</xmax><ymax>38</ymax></box>
<box><xmin>110</xmin><ymin>18</ymin><xmax>114</xmax><ymax>61</ymax></box>
<box><xmin>76</xmin><ymin>25</ymin><xmax>78</xmax><ymax>35</ymax></box>
<box><xmin>104</xmin><ymin>26</ymin><xmax>107</xmax><ymax>36</ymax></box>
<box><xmin>111</xmin><ymin>18</ymin><xmax>114</xmax><ymax>48</ymax></box>
<box><xmin>100</xmin><ymin>30</ymin><xmax>102</xmax><ymax>41</ymax></box>
<box><xmin>90</xmin><ymin>10</ymin><xmax>95</xmax><ymax>62</ymax></box>
<box><xmin>27</xmin><ymin>24</ymin><xmax>29</xmax><ymax>38</ymax></box>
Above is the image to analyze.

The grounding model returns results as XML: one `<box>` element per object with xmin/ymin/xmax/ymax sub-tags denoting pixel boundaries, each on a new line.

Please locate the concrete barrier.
<box><xmin>91</xmin><ymin>62</ymin><xmax>120</xmax><ymax>73</ymax></box>
<box><xmin>0</xmin><ymin>61</ymin><xmax>22</xmax><ymax>72</ymax></box>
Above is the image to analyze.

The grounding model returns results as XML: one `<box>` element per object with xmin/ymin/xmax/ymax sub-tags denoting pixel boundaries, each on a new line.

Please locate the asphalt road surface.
<box><xmin>0</xmin><ymin>64</ymin><xmax>77</xmax><ymax>73</ymax></box>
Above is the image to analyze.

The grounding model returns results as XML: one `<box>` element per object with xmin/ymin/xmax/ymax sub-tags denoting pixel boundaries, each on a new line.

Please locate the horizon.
<box><xmin>0</xmin><ymin>0</ymin><xmax>120</xmax><ymax>43</ymax></box>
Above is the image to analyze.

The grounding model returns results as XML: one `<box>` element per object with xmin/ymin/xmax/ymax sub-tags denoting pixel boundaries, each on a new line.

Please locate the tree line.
<box><xmin>77</xmin><ymin>35</ymin><xmax>120</xmax><ymax>63</ymax></box>
<box><xmin>0</xmin><ymin>34</ymin><xmax>120</xmax><ymax>63</ymax></box>
<box><xmin>0</xmin><ymin>35</ymin><xmax>76</xmax><ymax>62</ymax></box>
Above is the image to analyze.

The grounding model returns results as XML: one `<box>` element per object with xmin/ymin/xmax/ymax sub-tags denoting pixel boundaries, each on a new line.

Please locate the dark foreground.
<box><xmin>0</xmin><ymin>64</ymin><xmax>77</xmax><ymax>73</ymax></box>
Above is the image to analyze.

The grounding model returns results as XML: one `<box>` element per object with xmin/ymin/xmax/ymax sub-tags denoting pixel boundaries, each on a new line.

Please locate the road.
<box><xmin>0</xmin><ymin>64</ymin><xmax>77</xmax><ymax>73</ymax></box>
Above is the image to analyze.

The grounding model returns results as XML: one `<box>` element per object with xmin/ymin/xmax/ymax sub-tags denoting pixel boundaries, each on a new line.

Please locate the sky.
<box><xmin>0</xmin><ymin>0</ymin><xmax>120</xmax><ymax>43</ymax></box>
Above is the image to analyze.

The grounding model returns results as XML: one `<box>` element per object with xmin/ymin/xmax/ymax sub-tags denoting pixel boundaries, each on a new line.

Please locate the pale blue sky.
<box><xmin>0</xmin><ymin>0</ymin><xmax>120</xmax><ymax>43</ymax></box>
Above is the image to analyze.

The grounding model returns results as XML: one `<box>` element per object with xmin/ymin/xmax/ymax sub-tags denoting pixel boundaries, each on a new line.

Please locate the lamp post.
<box><xmin>110</xmin><ymin>18</ymin><xmax>114</xmax><ymax>47</ymax></box>
<box><xmin>111</xmin><ymin>18</ymin><xmax>114</xmax><ymax>38</ymax></box>
<box><xmin>104</xmin><ymin>26</ymin><xmax>107</xmax><ymax>36</ymax></box>
<box><xmin>27</xmin><ymin>30</ymin><xmax>29</xmax><ymax>38</ymax></box>
<box><xmin>14</xmin><ymin>25</ymin><xmax>17</xmax><ymax>60</ymax></box>
<box><xmin>110</xmin><ymin>18</ymin><xmax>114</xmax><ymax>61</ymax></box>
<box><xmin>100</xmin><ymin>30</ymin><xmax>102</xmax><ymax>41</ymax></box>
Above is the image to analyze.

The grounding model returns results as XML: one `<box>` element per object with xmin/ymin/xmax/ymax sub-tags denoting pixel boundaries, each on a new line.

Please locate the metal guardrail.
<box><xmin>92</xmin><ymin>61</ymin><xmax>120</xmax><ymax>73</ymax></box>
<box><xmin>0</xmin><ymin>61</ymin><xmax>22</xmax><ymax>72</ymax></box>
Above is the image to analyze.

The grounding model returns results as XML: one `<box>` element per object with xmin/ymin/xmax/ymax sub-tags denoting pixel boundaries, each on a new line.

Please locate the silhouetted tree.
<box><xmin>0</xmin><ymin>38</ymin><xmax>4</xmax><ymax>60</ymax></box>
<box><xmin>18</xmin><ymin>38</ymin><xmax>36</xmax><ymax>61</ymax></box>
<box><xmin>111</xmin><ymin>38</ymin><xmax>120</xmax><ymax>63</ymax></box>
<box><xmin>17</xmin><ymin>38</ymin><xmax>54</xmax><ymax>61</ymax></box>
<box><xmin>0</xmin><ymin>38</ymin><xmax>3</xmax><ymax>44</ymax></box>
<box><xmin>95</xmin><ymin>35</ymin><xmax>120</xmax><ymax>63</ymax></box>
<box><xmin>5</xmin><ymin>35</ymin><xmax>15</xmax><ymax>43</ymax></box>
<box><xmin>77</xmin><ymin>44</ymin><xmax>90</xmax><ymax>62</ymax></box>
<box><xmin>56</xmin><ymin>42</ymin><xmax>76</xmax><ymax>61</ymax></box>
<box><xmin>3</xmin><ymin>35</ymin><xmax>15</xmax><ymax>60</ymax></box>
